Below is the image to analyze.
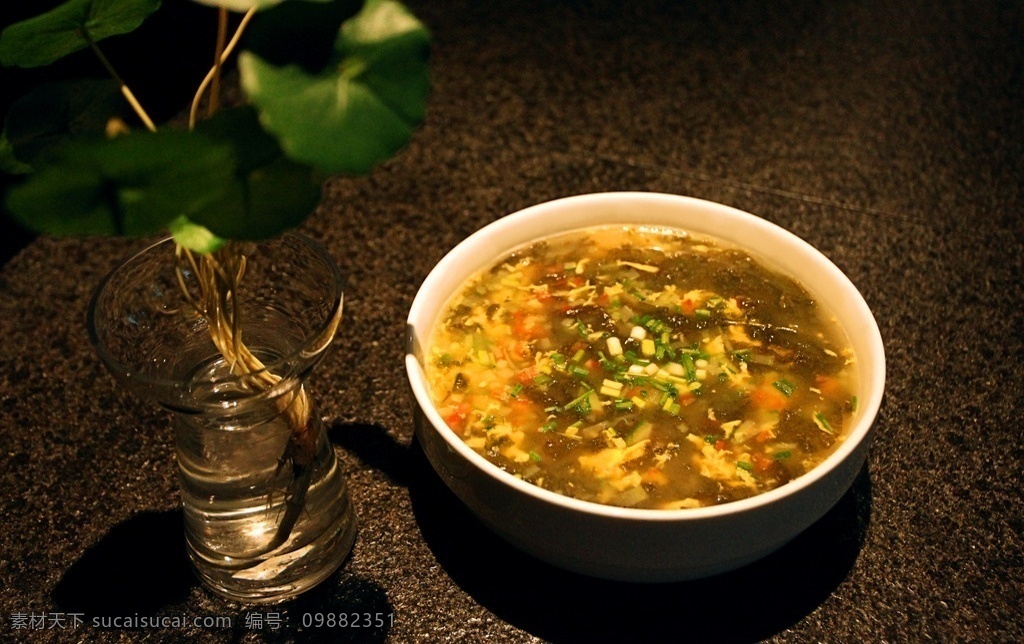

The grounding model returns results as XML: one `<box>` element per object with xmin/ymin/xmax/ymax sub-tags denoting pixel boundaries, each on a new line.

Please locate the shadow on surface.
<box><xmin>413</xmin><ymin>439</ymin><xmax>872</xmax><ymax>643</ymax></box>
<box><xmin>52</xmin><ymin>502</ymin><xmax>392</xmax><ymax>642</ymax></box>
<box><xmin>334</xmin><ymin>423</ymin><xmax>873</xmax><ymax>644</ymax></box>
<box><xmin>53</xmin><ymin>509</ymin><xmax>196</xmax><ymax>615</ymax></box>
<box><xmin>329</xmin><ymin>421</ymin><xmax>419</xmax><ymax>488</ymax></box>
<box><xmin>260</xmin><ymin>572</ymin><xmax>393</xmax><ymax>644</ymax></box>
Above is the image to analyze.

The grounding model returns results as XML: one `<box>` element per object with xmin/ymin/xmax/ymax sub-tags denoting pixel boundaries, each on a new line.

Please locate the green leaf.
<box><xmin>0</xmin><ymin>135</ymin><xmax>33</xmax><ymax>175</ymax></box>
<box><xmin>196</xmin><ymin>106</ymin><xmax>282</xmax><ymax>173</ymax></box>
<box><xmin>239</xmin><ymin>0</ymin><xmax>430</xmax><ymax>175</ymax></box>
<box><xmin>337</xmin><ymin>0</ymin><xmax>431</xmax><ymax>124</ymax></box>
<box><xmin>5</xmin><ymin>130</ymin><xmax>236</xmax><ymax>237</ymax></box>
<box><xmin>0</xmin><ymin>0</ymin><xmax>162</xmax><ymax>68</ymax></box>
<box><xmin>218</xmin><ymin>156</ymin><xmax>322</xmax><ymax>238</ymax></box>
<box><xmin>167</xmin><ymin>216</ymin><xmax>226</xmax><ymax>253</ymax></box>
<box><xmin>189</xmin><ymin>107</ymin><xmax>321</xmax><ymax>240</ymax></box>
<box><xmin>3</xmin><ymin>79</ymin><xmax>125</xmax><ymax>166</ymax></box>
<box><xmin>242</xmin><ymin>0</ymin><xmax>362</xmax><ymax>72</ymax></box>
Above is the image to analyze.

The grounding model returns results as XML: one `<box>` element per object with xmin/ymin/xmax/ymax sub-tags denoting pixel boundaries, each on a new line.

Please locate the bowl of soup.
<box><xmin>405</xmin><ymin>192</ymin><xmax>884</xmax><ymax>582</ymax></box>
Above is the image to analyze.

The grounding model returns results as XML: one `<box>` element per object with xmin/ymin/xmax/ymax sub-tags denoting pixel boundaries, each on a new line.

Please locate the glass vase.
<box><xmin>87</xmin><ymin>233</ymin><xmax>357</xmax><ymax>603</ymax></box>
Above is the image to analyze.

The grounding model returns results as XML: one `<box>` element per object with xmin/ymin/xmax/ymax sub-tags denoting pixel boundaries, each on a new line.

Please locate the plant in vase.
<box><xmin>0</xmin><ymin>0</ymin><xmax>430</xmax><ymax>602</ymax></box>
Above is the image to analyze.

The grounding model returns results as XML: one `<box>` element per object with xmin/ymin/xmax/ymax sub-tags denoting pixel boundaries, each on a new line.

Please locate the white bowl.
<box><xmin>405</xmin><ymin>192</ymin><xmax>885</xmax><ymax>582</ymax></box>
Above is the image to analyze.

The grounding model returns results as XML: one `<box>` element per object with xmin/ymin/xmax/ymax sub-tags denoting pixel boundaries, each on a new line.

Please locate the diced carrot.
<box><xmin>680</xmin><ymin>298</ymin><xmax>697</xmax><ymax>315</ymax></box>
<box><xmin>515</xmin><ymin>366</ymin><xmax>539</xmax><ymax>384</ymax></box>
<box><xmin>715</xmin><ymin>440</ymin><xmax>728</xmax><ymax>451</ymax></box>
<box><xmin>752</xmin><ymin>452</ymin><xmax>774</xmax><ymax>474</ymax></box>
<box><xmin>508</xmin><ymin>398</ymin><xmax>539</xmax><ymax>425</ymax></box>
<box><xmin>642</xmin><ymin>467</ymin><xmax>669</xmax><ymax>486</ymax></box>
<box><xmin>755</xmin><ymin>429</ymin><xmax>774</xmax><ymax>443</ymax></box>
<box><xmin>443</xmin><ymin>402</ymin><xmax>472</xmax><ymax>431</ymax></box>
<box><xmin>512</xmin><ymin>311</ymin><xmax>544</xmax><ymax>339</ymax></box>
<box><xmin>815</xmin><ymin>374</ymin><xmax>844</xmax><ymax>398</ymax></box>
<box><xmin>750</xmin><ymin>384</ymin><xmax>789</xmax><ymax>411</ymax></box>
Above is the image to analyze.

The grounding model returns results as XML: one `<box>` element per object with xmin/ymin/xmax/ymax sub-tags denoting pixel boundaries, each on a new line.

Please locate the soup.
<box><xmin>423</xmin><ymin>226</ymin><xmax>858</xmax><ymax>509</ymax></box>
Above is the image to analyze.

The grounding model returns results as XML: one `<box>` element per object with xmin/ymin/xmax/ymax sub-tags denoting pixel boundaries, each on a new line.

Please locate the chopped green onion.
<box><xmin>773</xmin><ymin>379</ymin><xmax>796</xmax><ymax>397</ymax></box>
<box><xmin>643</xmin><ymin>317</ymin><xmax>669</xmax><ymax>334</ymax></box>
<box><xmin>564</xmin><ymin>389</ymin><xmax>593</xmax><ymax>413</ymax></box>
<box><xmin>569</xmin><ymin>365</ymin><xmax>590</xmax><ymax>378</ymax></box>
<box><xmin>529</xmin><ymin>450</ymin><xmax>542</xmax><ymax>462</ymax></box>
<box><xmin>737</xmin><ymin>461</ymin><xmax>754</xmax><ymax>472</ymax></box>
<box><xmin>680</xmin><ymin>353</ymin><xmax>697</xmax><ymax>381</ymax></box>
<box><xmin>814</xmin><ymin>412</ymin><xmax>834</xmax><ymax>434</ymax></box>
<box><xmin>655</xmin><ymin>342</ymin><xmax>668</xmax><ymax>361</ymax></box>
<box><xmin>598</xmin><ymin>353</ymin><xmax>620</xmax><ymax>372</ymax></box>
<box><xmin>773</xmin><ymin>450</ymin><xmax>792</xmax><ymax>460</ymax></box>
<box><xmin>654</xmin><ymin>381</ymin><xmax>681</xmax><ymax>398</ymax></box>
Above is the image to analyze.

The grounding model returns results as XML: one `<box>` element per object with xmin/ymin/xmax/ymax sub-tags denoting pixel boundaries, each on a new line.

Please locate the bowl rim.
<box><xmin>406</xmin><ymin>191</ymin><xmax>885</xmax><ymax>522</ymax></box>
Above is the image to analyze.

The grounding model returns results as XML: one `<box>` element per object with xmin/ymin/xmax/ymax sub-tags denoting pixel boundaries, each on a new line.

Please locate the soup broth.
<box><xmin>424</xmin><ymin>226</ymin><xmax>858</xmax><ymax>509</ymax></box>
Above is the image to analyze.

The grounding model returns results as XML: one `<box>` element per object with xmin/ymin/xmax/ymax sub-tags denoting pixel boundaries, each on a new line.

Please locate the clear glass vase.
<box><xmin>87</xmin><ymin>233</ymin><xmax>357</xmax><ymax>603</ymax></box>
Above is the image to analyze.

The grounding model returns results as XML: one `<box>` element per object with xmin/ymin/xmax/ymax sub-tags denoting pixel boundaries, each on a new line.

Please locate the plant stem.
<box><xmin>80</xmin><ymin>27</ymin><xmax>156</xmax><ymax>132</ymax></box>
<box><xmin>175</xmin><ymin>243</ymin><xmax>318</xmax><ymax>556</ymax></box>
<box><xmin>207</xmin><ymin>8</ymin><xmax>230</xmax><ymax>119</ymax></box>
<box><xmin>189</xmin><ymin>8</ymin><xmax>257</xmax><ymax>129</ymax></box>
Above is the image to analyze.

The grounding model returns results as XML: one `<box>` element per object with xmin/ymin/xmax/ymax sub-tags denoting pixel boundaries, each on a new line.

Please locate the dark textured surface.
<box><xmin>1</xmin><ymin>0</ymin><xmax>1022</xmax><ymax>641</ymax></box>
